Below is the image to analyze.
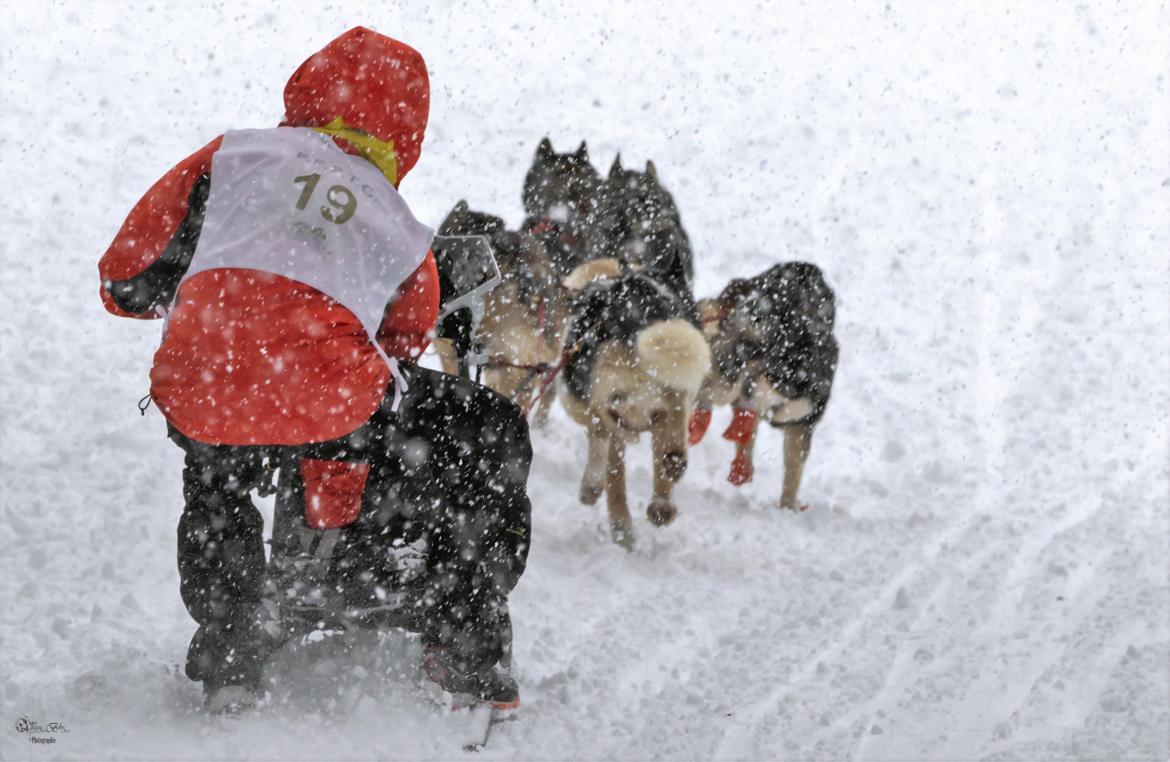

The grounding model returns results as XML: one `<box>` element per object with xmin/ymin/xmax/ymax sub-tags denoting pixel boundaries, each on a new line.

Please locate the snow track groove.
<box><xmin>3</xmin><ymin>3</ymin><xmax>1168</xmax><ymax>758</ymax></box>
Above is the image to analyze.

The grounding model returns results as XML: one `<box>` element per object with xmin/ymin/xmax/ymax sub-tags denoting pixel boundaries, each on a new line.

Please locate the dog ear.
<box><xmin>536</xmin><ymin>137</ymin><xmax>553</xmax><ymax>159</ymax></box>
<box><xmin>645</xmin><ymin>160</ymin><xmax>658</xmax><ymax>179</ymax></box>
<box><xmin>609</xmin><ymin>154</ymin><xmax>623</xmax><ymax>180</ymax></box>
<box><xmin>453</xmin><ymin>199</ymin><xmax>469</xmax><ymax>213</ymax></box>
<box><xmin>575</xmin><ymin>141</ymin><xmax>589</xmax><ymax>160</ymax></box>
<box><xmin>721</xmin><ymin>278</ymin><xmax>754</xmax><ymax>309</ymax></box>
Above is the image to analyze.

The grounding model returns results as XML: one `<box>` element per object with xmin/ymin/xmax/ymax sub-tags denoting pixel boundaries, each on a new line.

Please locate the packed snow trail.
<box><xmin>2</xmin><ymin>2</ymin><xmax>1168</xmax><ymax>759</ymax></box>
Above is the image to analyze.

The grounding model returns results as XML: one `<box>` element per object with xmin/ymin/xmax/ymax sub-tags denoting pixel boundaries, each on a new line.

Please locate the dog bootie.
<box><xmin>687</xmin><ymin>407</ymin><xmax>712</xmax><ymax>445</ymax></box>
<box><xmin>721</xmin><ymin>407</ymin><xmax>756</xmax><ymax>443</ymax></box>
<box><xmin>728</xmin><ymin>450</ymin><xmax>753</xmax><ymax>485</ymax></box>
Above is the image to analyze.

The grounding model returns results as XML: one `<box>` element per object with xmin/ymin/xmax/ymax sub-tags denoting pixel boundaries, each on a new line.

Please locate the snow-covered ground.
<box><xmin>2</xmin><ymin>2</ymin><xmax>1168</xmax><ymax>759</ymax></box>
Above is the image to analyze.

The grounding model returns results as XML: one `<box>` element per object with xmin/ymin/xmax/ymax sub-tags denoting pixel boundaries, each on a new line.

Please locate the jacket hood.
<box><xmin>284</xmin><ymin>27</ymin><xmax>429</xmax><ymax>184</ymax></box>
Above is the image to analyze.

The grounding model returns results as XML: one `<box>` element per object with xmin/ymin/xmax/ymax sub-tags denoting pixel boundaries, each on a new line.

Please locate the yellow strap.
<box><xmin>310</xmin><ymin>117</ymin><xmax>398</xmax><ymax>186</ymax></box>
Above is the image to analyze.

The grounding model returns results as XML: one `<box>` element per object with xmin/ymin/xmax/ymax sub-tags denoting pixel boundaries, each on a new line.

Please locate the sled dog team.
<box><xmin>439</xmin><ymin>137</ymin><xmax>839</xmax><ymax>549</ymax></box>
<box><xmin>98</xmin><ymin>27</ymin><xmax>836</xmax><ymax>716</ymax></box>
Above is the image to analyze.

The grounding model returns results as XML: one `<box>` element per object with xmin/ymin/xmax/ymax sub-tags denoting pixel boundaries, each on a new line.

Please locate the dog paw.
<box><xmin>610</xmin><ymin>523</ymin><xmax>636</xmax><ymax>550</ymax></box>
<box><xmin>647</xmin><ymin>501</ymin><xmax>678</xmax><ymax>527</ymax></box>
<box><xmin>728</xmin><ymin>453</ymin><xmax>753</xmax><ymax>486</ymax></box>
<box><xmin>580</xmin><ymin>483</ymin><xmax>603</xmax><ymax>505</ymax></box>
<box><xmin>662</xmin><ymin>450</ymin><xmax>687</xmax><ymax>481</ymax></box>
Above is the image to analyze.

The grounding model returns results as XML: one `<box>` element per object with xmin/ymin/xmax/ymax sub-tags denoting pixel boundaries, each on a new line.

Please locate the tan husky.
<box><xmin>434</xmin><ymin>201</ymin><xmax>569</xmax><ymax>424</ymax></box>
<box><xmin>558</xmin><ymin>260</ymin><xmax>710</xmax><ymax>549</ymax></box>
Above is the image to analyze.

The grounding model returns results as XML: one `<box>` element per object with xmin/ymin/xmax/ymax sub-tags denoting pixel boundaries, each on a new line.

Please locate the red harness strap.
<box><xmin>481</xmin><ymin>296</ymin><xmax>562</xmax><ymax>413</ymax></box>
<box><xmin>523</xmin><ymin>353</ymin><xmax>569</xmax><ymax>415</ymax></box>
<box><xmin>702</xmin><ymin>307</ymin><xmax>731</xmax><ymax>324</ymax></box>
<box><xmin>486</xmin><ymin>356</ymin><xmax>549</xmax><ymax>372</ymax></box>
<box><xmin>529</xmin><ymin>217</ymin><xmax>579</xmax><ymax>246</ymax></box>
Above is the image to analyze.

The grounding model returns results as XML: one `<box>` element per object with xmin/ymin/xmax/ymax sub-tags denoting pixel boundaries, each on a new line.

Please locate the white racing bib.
<box><xmin>182</xmin><ymin>127</ymin><xmax>434</xmax><ymax>405</ymax></box>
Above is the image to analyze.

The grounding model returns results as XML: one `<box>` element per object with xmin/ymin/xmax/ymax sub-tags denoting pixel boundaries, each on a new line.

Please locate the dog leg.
<box><xmin>482</xmin><ymin>366</ymin><xmax>505</xmax><ymax>403</ymax></box>
<box><xmin>433</xmin><ymin>338</ymin><xmax>460</xmax><ymax>377</ymax></box>
<box><xmin>780</xmin><ymin>423</ymin><xmax>813</xmax><ymax>511</ymax></box>
<box><xmin>687</xmin><ymin>406</ymin><xmax>712</xmax><ymax>445</ymax></box>
<box><xmin>605</xmin><ymin>436</ymin><xmax>634</xmax><ymax>549</ymax></box>
<box><xmin>534</xmin><ymin>299</ymin><xmax>568</xmax><ymax>431</ymax></box>
<box><xmin>649</xmin><ymin>402</ymin><xmax>686</xmax><ymax>527</ymax></box>
<box><xmin>499</xmin><ymin>368</ymin><xmax>529</xmax><ymax>409</ymax></box>
<box><xmin>579</xmin><ymin>423</ymin><xmax>607</xmax><ymax>505</ymax></box>
<box><xmin>723</xmin><ymin>407</ymin><xmax>758</xmax><ymax>485</ymax></box>
<box><xmin>531</xmin><ymin>383</ymin><xmax>556</xmax><ymax>429</ymax></box>
<box><xmin>730</xmin><ymin>437</ymin><xmax>756</xmax><ymax>487</ymax></box>
<box><xmin>525</xmin><ymin>357</ymin><xmax>557</xmax><ymax>428</ymax></box>
<box><xmin>688</xmin><ymin>378</ymin><xmax>717</xmax><ymax>445</ymax></box>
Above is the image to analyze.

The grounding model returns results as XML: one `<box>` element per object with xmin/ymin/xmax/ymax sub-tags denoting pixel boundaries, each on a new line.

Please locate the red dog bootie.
<box><xmin>687</xmin><ymin>407</ymin><xmax>712</xmax><ymax>445</ymax></box>
<box><xmin>728</xmin><ymin>450</ymin><xmax>753</xmax><ymax>485</ymax></box>
<box><xmin>721</xmin><ymin>407</ymin><xmax>756</xmax><ymax>443</ymax></box>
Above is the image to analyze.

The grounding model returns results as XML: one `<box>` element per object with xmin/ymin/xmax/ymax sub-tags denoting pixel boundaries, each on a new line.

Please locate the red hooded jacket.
<box><xmin>99</xmin><ymin>28</ymin><xmax>439</xmax><ymax>449</ymax></box>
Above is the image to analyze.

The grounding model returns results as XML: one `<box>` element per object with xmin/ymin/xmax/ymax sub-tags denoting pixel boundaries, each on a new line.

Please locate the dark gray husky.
<box><xmin>522</xmin><ymin>138</ymin><xmax>602</xmax><ymax>277</ymax></box>
<box><xmin>690</xmin><ymin>262</ymin><xmax>838</xmax><ymax>511</ymax></box>
<box><xmin>521</xmin><ymin>140</ymin><xmax>694</xmax><ymax>295</ymax></box>
<box><xmin>591</xmin><ymin>155</ymin><xmax>695</xmax><ymax>299</ymax></box>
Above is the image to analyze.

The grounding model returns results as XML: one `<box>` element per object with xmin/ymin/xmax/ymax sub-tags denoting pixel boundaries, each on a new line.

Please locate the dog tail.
<box><xmin>635</xmin><ymin>319</ymin><xmax>711</xmax><ymax>394</ymax></box>
<box><xmin>562</xmin><ymin>258</ymin><xmax>623</xmax><ymax>291</ymax></box>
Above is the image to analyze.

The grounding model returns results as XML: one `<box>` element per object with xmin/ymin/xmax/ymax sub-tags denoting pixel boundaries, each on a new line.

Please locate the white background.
<box><xmin>2</xmin><ymin>2</ymin><xmax>1167</xmax><ymax>759</ymax></box>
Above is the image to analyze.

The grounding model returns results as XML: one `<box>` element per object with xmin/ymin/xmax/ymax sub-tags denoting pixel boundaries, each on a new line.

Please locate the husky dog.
<box><xmin>434</xmin><ymin>201</ymin><xmax>568</xmax><ymax>423</ymax></box>
<box><xmin>557</xmin><ymin>260</ymin><xmax>710</xmax><ymax>549</ymax></box>
<box><xmin>592</xmin><ymin>155</ymin><xmax>695</xmax><ymax>298</ymax></box>
<box><xmin>522</xmin><ymin>138</ymin><xmax>602</xmax><ymax>277</ymax></box>
<box><xmin>689</xmin><ymin>262</ymin><xmax>838</xmax><ymax>511</ymax></box>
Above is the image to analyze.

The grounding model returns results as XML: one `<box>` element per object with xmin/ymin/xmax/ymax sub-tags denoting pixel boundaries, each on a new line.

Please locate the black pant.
<box><xmin>173</xmin><ymin>365</ymin><xmax>532</xmax><ymax>689</ymax></box>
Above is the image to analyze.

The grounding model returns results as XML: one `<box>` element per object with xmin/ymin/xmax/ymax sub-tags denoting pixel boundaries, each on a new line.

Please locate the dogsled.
<box><xmin>235</xmin><ymin>235</ymin><xmax>519</xmax><ymax>747</ymax></box>
<box><xmin>260</xmin><ymin>232</ymin><xmax>504</xmax><ymax>638</ymax></box>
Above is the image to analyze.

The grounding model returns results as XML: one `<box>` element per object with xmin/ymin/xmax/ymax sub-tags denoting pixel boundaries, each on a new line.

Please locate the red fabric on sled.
<box><xmin>302</xmin><ymin>459</ymin><xmax>370</xmax><ymax>529</ymax></box>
